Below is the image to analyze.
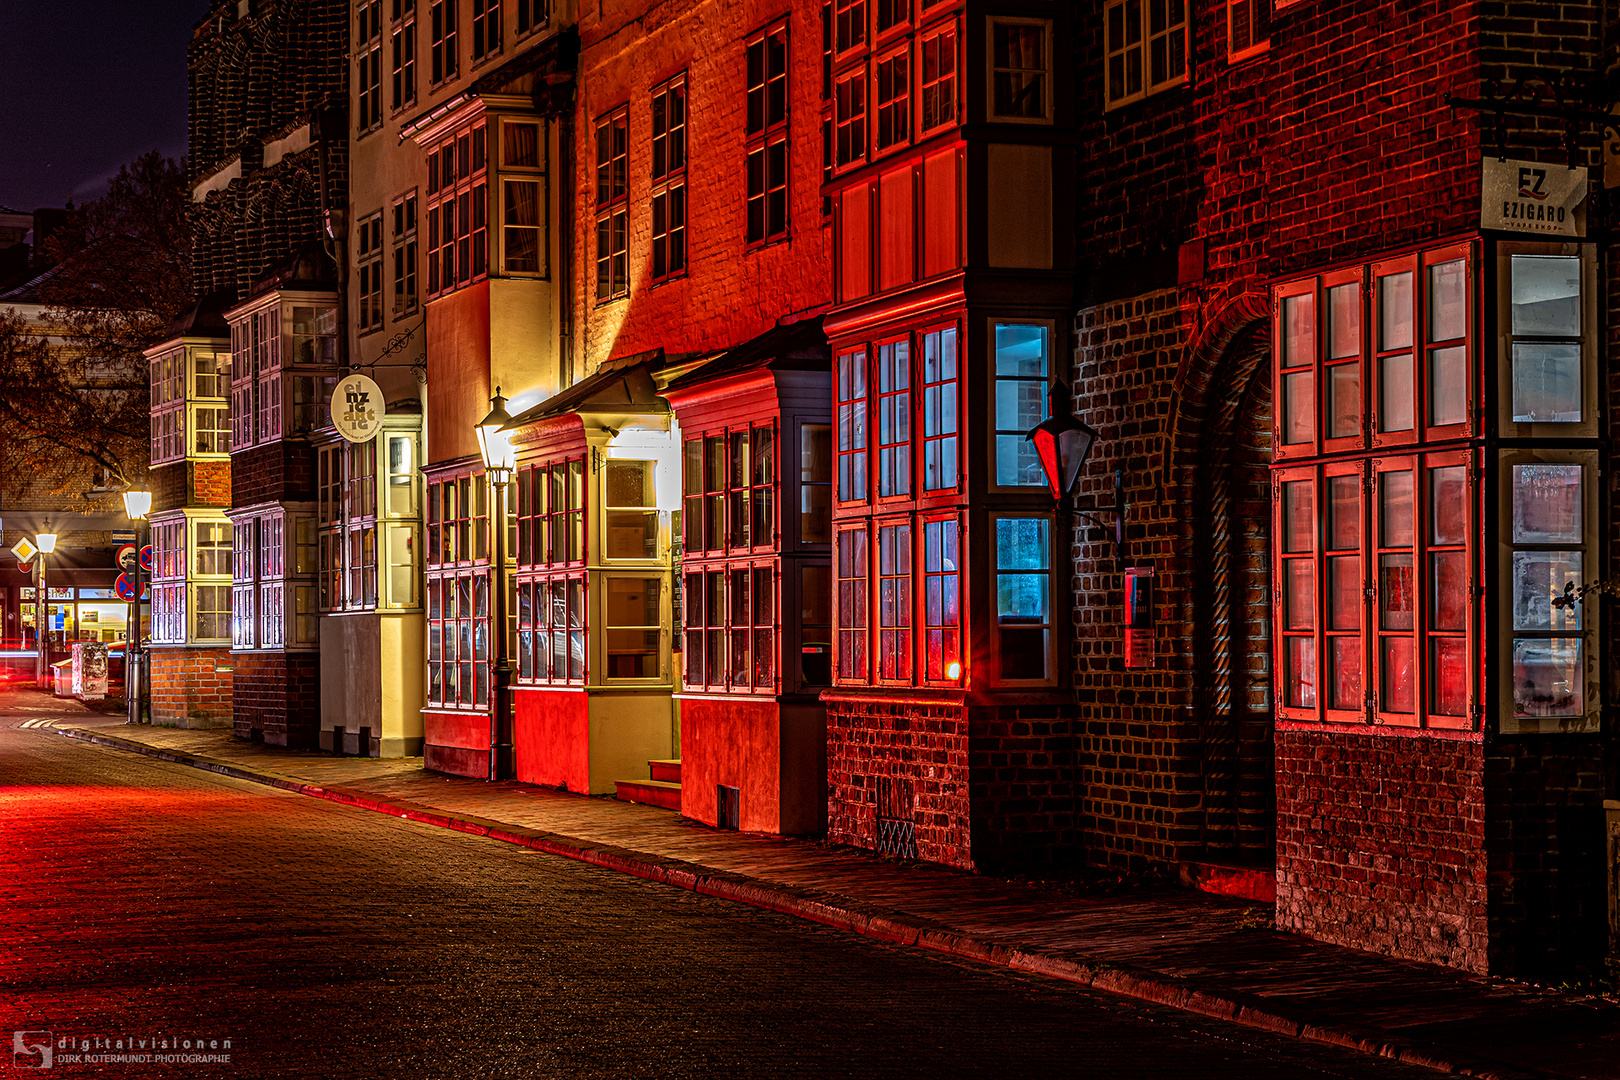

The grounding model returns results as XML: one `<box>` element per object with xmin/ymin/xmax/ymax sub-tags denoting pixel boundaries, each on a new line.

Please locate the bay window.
<box><xmin>425</xmin><ymin>122</ymin><xmax>488</xmax><ymax>295</ymax></box>
<box><xmin>993</xmin><ymin>322</ymin><xmax>1048</xmax><ymax>487</ymax></box>
<box><xmin>514</xmin><ymin>457</ymin><xmax>586</xmax><ymax>688</ymax></box>
<box><xmin>604</xmin><ymin>576</ymin><xmax>661</xmax><ymax>680</ymax></box>
<box><xmin>994</xmin><ymin>516</ymin><xmax>1050</xmax><ymax>680</ymax></box>
<box><xmin>228</xmin><ymin>297</ymin><xmax>337</xmax><ymax>451</ymax></box>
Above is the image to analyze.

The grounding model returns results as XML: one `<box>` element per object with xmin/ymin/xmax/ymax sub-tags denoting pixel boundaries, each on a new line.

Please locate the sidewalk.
<box><xmin>43</xmin><ymin>704</ymin><xmax>1620</xmax><ymax>1080</ymax></box>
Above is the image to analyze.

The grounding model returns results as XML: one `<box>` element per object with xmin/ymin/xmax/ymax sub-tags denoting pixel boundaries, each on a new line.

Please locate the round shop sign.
<box><xmin>332</xmin><ymin>372</ymin><xmax>386</xmax><ymax>443</ymax></box>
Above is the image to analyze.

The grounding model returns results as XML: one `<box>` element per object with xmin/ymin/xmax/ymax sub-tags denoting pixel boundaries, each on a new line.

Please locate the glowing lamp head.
<box><xmin>946</xmin><ymin>660</ymin><xmax>961</xmax><ymax>680</ymax></box>
<box><xmin>475</xmin><ymin>387</ymin><xmax>517</xmax><ymax>481</ymax></box>
<box><xmin>1025</xmin><ymin>381</ymin><xmax>1098</xmax><ymax>501</ymax></box>
<box><xmin>122</xmin><ymin>487</ymin><xmax>153</xmax><ymax>521</ymax></box>
<box><xmin>34</xmin><ymin>533</ymin><xmax>57</xmax><ymax>554</ymax></box>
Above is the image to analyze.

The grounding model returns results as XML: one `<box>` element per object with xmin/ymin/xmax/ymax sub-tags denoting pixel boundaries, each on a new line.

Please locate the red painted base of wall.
<box><xmin>512</xmin><ymin>688</ymin><xmax>589</xmax><ymax>792</ymax></box>
<box><xmin>424</xmin><ymin>708</ymin><xmax>492</xmax><ymax>779</ymax></box>
<box><xmin>681</xmin><ymin>697</ymin><xmax>826</xmax><ymax>835</ymax></box>
<box><xmin>147</xmin><ymin>646</ymin><xmax>233</xmax><ymax>728</ymax></box>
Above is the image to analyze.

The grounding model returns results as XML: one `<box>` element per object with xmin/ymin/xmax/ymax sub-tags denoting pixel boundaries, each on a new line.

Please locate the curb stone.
<box><xmin>57</xmin><ymin>725</ymin><xmax>1552</xmax><ymax>1080</ymax></box>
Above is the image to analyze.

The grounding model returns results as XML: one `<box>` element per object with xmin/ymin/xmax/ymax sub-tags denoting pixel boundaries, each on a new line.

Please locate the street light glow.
<box><xmin>35</xmin><ymin>533</ymin><xmax>57</xmax><ymax>554</ymax></box>
<box><xmin>123</xmin><ymin>488</ymin><xmax>153</xmax><ymax>520</ymax></box>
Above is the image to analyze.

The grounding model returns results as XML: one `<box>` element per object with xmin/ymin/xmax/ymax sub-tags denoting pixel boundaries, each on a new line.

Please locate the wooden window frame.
<box><xmin>424</xmin><ymin>123</ymin><xmax>489</xmax><ymax>297</ymax></box>
<box><xmin>836</xmin><ymin>347</ymin><xmax>870</xmax><ymax>505</ymax></box>
<box><xmin>987</xmin><ymin>16</ymin><xmax>1051</xmax><ymax>124</ymax></box>
<box><xmin>650</xmin><ymin>74</ymin><xmax>688</xmax><ymax>279</ymax></box>
<box><xmin>357</xmin><ymin>0</ymin><xmax>384</xmax><ymax>132</ymax></box>
<box><xmin>429</xmin><ymin>0</ymin><xmax>458</xmax><ymax>86</ymax></box>
<box><xmin>835</xmin><ymin>523</ymin><xmax>870</xmax><ymax>684</ymax></box>
<box><xmin>746</xmin><ymin>23</ymin><xmax>790</xmax><ymax>247</ymax></box>
<box><xmin>391</xmin><ymin>3</ymin><xmax>417</xmax><ymax>111</ymax></box>
<box><xmin>917</xmin><ymin>19</ymin><xmax>958</xmax><ymax>137</ymax></box>
<box><xmin>594</xmin><ymin>106</ymin><xmax>630</xmax><ymax>301</ymax></box>
<box><xmin>1103</xmin><ymin>0</ymin><xmax>1187</xmax><ymax>111</ymax></box>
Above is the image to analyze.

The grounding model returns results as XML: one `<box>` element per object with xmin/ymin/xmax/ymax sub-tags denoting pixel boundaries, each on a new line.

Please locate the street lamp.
<box><xmin>1025</xmin><ymin>381</ymin><xmax>1126</xmax><ymax>562</ymax></box>
<box><xmin>122</xmin><ymin>488</ymin><xmax>152</xmax><ymax>724</ymax></box>
<box><xmin>34</xmin><ymin>533</ymin><xmax>57</xmax><ymax>689</ymax></box>
<box><xmin>476</xmin><ymin>388</ymin><xmax>516</xmax><ymax>782</ymax></box>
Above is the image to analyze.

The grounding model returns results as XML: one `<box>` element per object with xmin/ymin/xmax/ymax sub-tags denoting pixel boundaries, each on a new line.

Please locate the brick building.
<box><xmin>1063</xmin><ymin>0</ymin><xmax>1616</xmax><ymax>977</ymax></box>
<box><xmin>151</xmin><ymin>0</ymin><xmax>349</xmax><ymax>736</ymax></box>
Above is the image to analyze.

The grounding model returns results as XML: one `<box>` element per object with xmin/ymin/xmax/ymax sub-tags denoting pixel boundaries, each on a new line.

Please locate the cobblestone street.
<box><xmin>0</xmin><ymin>707</ymin><xmax>1458</xmax><ymax>1080</ymax></box>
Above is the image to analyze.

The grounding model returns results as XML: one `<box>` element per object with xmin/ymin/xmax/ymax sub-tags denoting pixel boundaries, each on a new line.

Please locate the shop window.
<box><xmin>746</xmin><ymin>25</ymin><xmax>788</xmax><ymax>244</ymax></box>
<box><xmin>1104</xmin><ymin>0</ymin><xmax>1186</xmax><ymax>108</ymax></box>
<box><xmin>427</xmin><ymin>570</ymin><xmax>490</xmax><ymax>707</ymax></box>
<box><xmin>995</xmin><ymin>516</ymin><xmax>1050</xmax><ymax>680</ymax></box>
<box><xmin>993</xmin><ymin>323</ymin><xmax>1048</xmax><ymax>487</ymax></box>
<box><xmin>989</xmin><ymin>19</ymin><xmax>1050</xmax><ymax>121</ymax></box>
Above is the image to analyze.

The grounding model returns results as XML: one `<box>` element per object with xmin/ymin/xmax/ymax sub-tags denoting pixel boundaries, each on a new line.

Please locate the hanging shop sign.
<box><xmin>332</xmin><ymin>372</ymin><xmax>386</xmax><ymax>443</ymax></box>
<box><xmin>1481</xmin><ymin>158</ymin><xmax>1587</xmax><ymax>237</ymax></box>
<box><xmin>1123</xmin><ymin>566</ymin><xmax>1156</xmax><ymax>670</ymax></box>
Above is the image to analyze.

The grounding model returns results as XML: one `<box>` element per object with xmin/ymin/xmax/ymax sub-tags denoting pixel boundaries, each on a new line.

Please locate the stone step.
<box><xmin>648</xmin><ymin>758</ymin><xmax>682</xmax><ymax>784</ymax></box>
<box><xmin>613</xmin><ymin>778</ymin><xmax>682</xmax><ymax>811</ymax></box>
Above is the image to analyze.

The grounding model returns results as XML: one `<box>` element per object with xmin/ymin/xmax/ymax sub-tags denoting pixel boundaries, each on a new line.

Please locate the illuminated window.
<box><xmin>836</xmin><ymin>526</ymin><xmax>869</xmax><ymax>681</ymax></box>
<box><xmin>836</xmin><ymin>348</ymin><xmax>868</xmax><ymax>502</ymax></box>
<box><xmin>876</xmin><ymin>521</ymin><xmax>911</xmax><ymax>681</ymax></box>
<box><xmin>921</xmin><ymin>516</ymin><xmax>959</xmax><ymax>681</ymax></box>
<box><xmin>501</xmin><ymin>120</ymin><xmax>546</xmax><ymax>276</ymax></box>
<box><xmin>993</xmin><ymin>323</ymin><xmax>1048</xmax><ymax>487</ymax></box>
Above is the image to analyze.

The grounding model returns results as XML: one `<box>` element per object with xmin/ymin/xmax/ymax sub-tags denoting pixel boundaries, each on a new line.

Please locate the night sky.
<box><xmin>0</xmin><ymin>0</ymin><xmax>197</xmax><ymax>214</ymax></box>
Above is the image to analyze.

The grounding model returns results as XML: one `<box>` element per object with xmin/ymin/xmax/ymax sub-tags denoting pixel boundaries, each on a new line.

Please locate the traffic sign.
<box><xmin>11</xmin><ymin>537</ymin><xmax>37</xmax><ymax>564</ymax></box>
<box><xmin>115</xmin><ymin>544</ymin><xmax>137</xmax><ymax>572</ymax></box>
<box><xmin>139</xmin><ymin>545</ymin><xmax>153</xmax><ymax>573</ymax></box>
<box><xmin>114</xmin><ymin>574</ymin><xmax>149</xmax><ymax>601</ymax></box>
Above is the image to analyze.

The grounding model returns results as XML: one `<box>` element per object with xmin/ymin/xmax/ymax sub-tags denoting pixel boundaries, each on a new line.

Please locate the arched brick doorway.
<box><xmin>1189</xmin><ymin>324</ymin><xmax>1275</xmax><ymax>862</ymax></box>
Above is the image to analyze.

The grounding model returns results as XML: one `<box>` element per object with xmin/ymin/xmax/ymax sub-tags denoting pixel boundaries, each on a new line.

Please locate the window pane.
<box><xmin>1285</xmin><ymin>560</ymin><xmax>1314</xmax><ymax>631</ymax></box>
<box><xmin>1511</xmin><ymin>342</ymin><xmax>1581</xmax><ymax>423</ymax></box>
<box><xmin>1379</xmin><ymin>353</ymin><xmax>1413</xmax><ymax>431</ymax></box>
<box><xmin>1379</xmin><ymin>554</ymin><xmax>1414</xmax><ymax>630</ymax></box>
<box><xmin>1326</xmin><ymin>364</ymin><xmax>1359</xmax><ymax>440</ymax></box>
<box><xmin>1428</xmin><ymin>345</ymin><xmax>1466</xmax><ymax>426</ymax></box>
<box><xmin>1430</xmin><ymin>637</ymin><xmax>1467</xmax><ymax>716</ymax></box>
<box><xmin>1379</xmin><ymin>270</ymin><xmax>1413</xmax><ymax>350</ymax></box>
<box><xmin>1381</xmin><ymin>636</ymin><xmax>1414</xmax><ymax>713</ymax></box>
<box><xmin>1282</xmin><ymin>480</ymin><xmax>1313</xmax><ymax>553</ymax></box>
<box><xmin>1430</xmin><ymin>465</ymin><xmax>1466</xmax><ymax>545</ymax></box>
<box><xmin>1511</xmin><ymin>463</ymin><xmax>1582</xmax><ymax>544</ymax></box>
<box><xmin>1282</xmin><ymin>370</ymin><xmax>1313</xmax><ymax>445</ymax></box>
<box><xmin>995</xmin><ymin>517</ymin><xmax>1048</xmax><ymax>570</ymax></box>
<box><xmin>1427</xmin><ymin>259</ymin><xmax>1466</xmax><ymax>341</ymax></box>
<box><xmin>1512</xmin><ymin>637</ymin><xmax>1581</xmax><ymax>717</ymax></box>
<box><xmin>1282</xmin><ymin>293</ymin><xmax>1314</xmax><ymax>368</ymax></box>
<box><xmin>1327</xmin><ymin>555</ymin><xmax>1359</xmax><ymax>630</ymax></box>
<box><xmin>1430</xmin><ymin>550</ymin><xmax>1467</xmax><ymax>632</ymax></box>
<box><xmin>1327</xmin><ymin>474</ymin><xmax>1359</xmax><ymax>550</ymax></box>
<box><xmin>1329</xmin><ymin>637</ymin><xmax>1362</xmax><ymax>712</ymax></box>
<box><xmin>1510</xmin><ymin>254</ymin><xmax>1579</xmax><ymax>337</ymax></box>
<box><xmin>1327</xmin><ymin>282</ymin><xmax>1360</xmax><ymax>359</ymax></box>
<box><xmin>1378</xmin><ymin>470</ymin><xmax>1412</xmax><ymax>548</ymax></box>
<box><xmin>1286</xmin><ymin>637</ymin><xmax>1316</xmax><ymax>709</ymax></box>
<box><xmin>1512</xmin><ymin>551</ymin><xmax>1581</xmax><ymax>632</ymax></box>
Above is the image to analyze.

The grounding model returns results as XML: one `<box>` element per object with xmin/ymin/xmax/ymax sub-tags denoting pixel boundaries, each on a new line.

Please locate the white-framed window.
<box><xmin>516</xmin><ymin>0</ymin><xmax>547</xmax><ymax>36</ymax></box>
<box><xmin>392</xmin><ymin>0</ymin><xmax>417</xmax><ymax>110</ymax></box>
<box><xmin>650</xmin><ymin>75</ymin><xmax>687</xmax><ymax>279</ymax></box>
<box><xmin>1227</xmin><ymin>0</ymin><xmax>1269</xmax><ymax>60</ymax></box>
<box><xmin>595</xmin><ymin>107</ymin><xmax>629</xmax><ymax>300</ymax></box>
<box><xmin>229</xmin><ymin>298</ymin><xmax>338</xmax><ymax>450</ymax></box>
<box><xmin>1103</xmin><ymin>0</ymin><xmax>1187</xmax><ymax>109</ymax></box>
<box><xmin>500</xmin><ymin>119</ymin><xmax>546</xmax><ymax>276</ymax></box>
<box><xmin>194</xmin><ymin>584</ymin><xmax>231</xmax><ymax>642</ymax></box>
<box><xmin>746</xmin><ymin>25</ymin><xmax>788</xmax><ymax>244</ymax></box>
<box><xmin>393</xmin><ymin>190</ymin><xmax>419</xmax><ymax>313</ymax></box>
<box><xmin>993</xmin><ymin>515</ymin><xmax>1052</xmax><ymax>681</ymax></box>
<box><xmin>471</xmin><ymin>0</ymin><xmax>501</xmax><ymax>62</ymax></box>
<box><xmin>430</xmin><ymin>0</ymin><xmax>458</xmax><ymax>84</ymax></box>
<box><xmin>988</xmin><ymin>17</ymin><xmax>1050</xmax><ymax>122</ymax></box>
<box><xmin>603</xmin><ymin>574</ymin><xmax>663</xmax><ymax>681</ymax></box>
<box><xmin>918</xmin><ymin>21</ymin><xmax>957</xmax><ymax>135</ymax></box>
<box><xmin>357</xmin><ymin>211</ymin><xmax>384</xmax><ymax>334</ymax></box>
<box><xmin>357</xmin><ymin>0</ymin><xmax>384</xmax><ymax>131</ymax></box>
<box><xmin>992</xmin><ymin>322</ymin><xmax>1049</xmax><ymax>488</ymax></box>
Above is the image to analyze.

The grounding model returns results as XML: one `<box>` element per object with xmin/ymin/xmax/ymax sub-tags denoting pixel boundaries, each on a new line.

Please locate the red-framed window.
<box><xmin>834</xmin><ymin>66</ymin><xmax>867</xmax><ymax>168</ymax></box>
<box><xmin>595</xmin><ymin>106</ymin><xmax>629</xmax><ymax>301</ymax></box>
<box><xmin>682</xmin><ymin>425</ymin><xmax>776</xmax><ymax>555</ymax></box>
<box><xmin>514</xmin><ymin>458</ymin><xmax>586</xmax><ymax>687</ymax></box>
<box><xmin>875</xmin><ymin>339</ymin><xmax>911</xmax><ymax>498</ymax></box>
<box><xmin>836</xmin><ymin>524</ymin><xmax>869</xmax><ymax>682</ymax></box>
<box><xmin>425</xmin><ymin>122</ymin><xmax>488</xmax><ymax>297</ymax></box>
<box><xmin>516</xmin><ymin>574</ymin><xmax>586</xmax><ymax>685</ymax></box>
<box><xmin>876</xmin><ymin>519</ymin><xmax>912</xmax><ymax>681</ymax></box>
<box><xmin>918</xmin><ymin>20</ymin><xmax>957</xmax><ymax>135</ymax></box>
<box><xmin>650</xmin><ymin>73</ymin><xmax>688</xmax><ymax>280</ymax></box>
<box><xmin>921</xmin><ymin>514</ymin><xmax>960</xmax><ymax>682</ymax></box>
<box><xmin>745</xmin><ymin>22</ymin><xmax>789</xmax><ymax>246</ymax></box>
<box><xmin>683</xmin><ymin>562</ymin><xmax>776</xmax><ymax>693</ymax></box>
<box><xmin>836</xmin><ymin>348</ymin><xmax>869</xmax><ymax>503</ymax></box>
<box><xmin>874</xmin><ymin>45</ymin><xmax>909</xmax><ymax>152</ymax></box>
<box><xmin>427</xmin><ymin>569</ymin><xmax>490</xmax><ymax>708</ymax></box>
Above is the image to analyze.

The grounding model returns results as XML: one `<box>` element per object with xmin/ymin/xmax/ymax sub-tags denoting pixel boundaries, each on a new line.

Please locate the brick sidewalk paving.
<box><xmin>31</xmin><ymin>699</ymin><xmax>1620</xmax><ymax>1080</ymax></box>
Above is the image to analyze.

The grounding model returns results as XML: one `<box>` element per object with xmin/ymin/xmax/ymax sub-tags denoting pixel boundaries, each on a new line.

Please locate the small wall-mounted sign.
<box><xmin>1482</xmin><ymin>158</ymin><xmax>1587</xmax><ymax>237</ymax></box>
<box><xmin>332</xmin><ymin>372</ymin><xmax>386</xmax><ymax>443</ymax></box>
<box><xmin>1123</xmin><ymin>566</ymin><xmax>1155</xmax><ymax>670</ymax></box>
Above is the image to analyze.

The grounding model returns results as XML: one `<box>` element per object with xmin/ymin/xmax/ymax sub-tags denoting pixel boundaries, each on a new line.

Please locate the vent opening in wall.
<box><xmin>718</xmin><ymin>785</ymin><xmax>740</xmax><ymax>830</ymax></box>
<box><xmin>876</xmin><ymin>776</ymin><xmax>917</xmax><ymax>858</ymax></box>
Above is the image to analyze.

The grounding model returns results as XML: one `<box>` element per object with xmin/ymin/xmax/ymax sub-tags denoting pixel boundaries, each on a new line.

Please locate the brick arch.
<box><xmin>1157</xmin><ymin>288</ymin><xmax>1270</xmax><ymax>494</ymax></box>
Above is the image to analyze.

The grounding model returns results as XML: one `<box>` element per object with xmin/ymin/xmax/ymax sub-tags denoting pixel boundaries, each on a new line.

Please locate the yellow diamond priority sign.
<box><xmin>11</xmin><ymin>537</ymin><xmax>37</xmax><ymax>564</ymax></box>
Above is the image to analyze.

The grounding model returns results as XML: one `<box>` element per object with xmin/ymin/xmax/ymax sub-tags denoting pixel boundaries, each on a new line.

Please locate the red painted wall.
<box><xmin>681</xmin><ymin>697</ymin><xmax>782</xmax><ymax>832</ymax></box>
<box><xmin>424</xmin><ymin>707</ymin><xmax>491</xmax><ymax>778</ymax></box>
<box><xmin>512</xmin><ymin>687</ymin><xmax>590</xmax><ymax>793</ymax></box>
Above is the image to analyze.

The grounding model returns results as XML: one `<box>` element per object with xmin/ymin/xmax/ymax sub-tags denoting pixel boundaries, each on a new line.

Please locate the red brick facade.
<box><xmin>148</xmin><ymin>646</ymin><xmax>234</xmax><ymax>728</ymax></box>
<box><xmin>232</xmin><ymin>651</ymin><xmax>321</xmax><ymax>748</ymax></box>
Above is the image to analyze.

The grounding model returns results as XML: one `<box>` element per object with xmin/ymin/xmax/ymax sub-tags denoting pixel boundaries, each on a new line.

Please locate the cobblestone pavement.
<box><xmin>0</xmin><ymin>712</ymin><xmax>1462</xmax><ymax>1079</ymax></box>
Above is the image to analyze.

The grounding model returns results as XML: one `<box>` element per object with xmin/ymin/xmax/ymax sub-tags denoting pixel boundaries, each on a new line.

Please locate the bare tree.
<box><xmin>0</xmin><ymin>152</ymin><xmax>192</xmax><ymax>496</ymax></box>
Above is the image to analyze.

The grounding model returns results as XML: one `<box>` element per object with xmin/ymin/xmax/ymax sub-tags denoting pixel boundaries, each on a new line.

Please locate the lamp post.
<box><xmin>122</xmin><ymin>488</ymin><xmax>152</xmax><ymax>724</ymax></box>
<box><xmin>34</xmin><ymin>532</ymin><xmax>57</xmax><ymax>690</ymax></box>
<box><xmin>476</xmin><ymin>388</ymin><xmax>517</xmax><ymax>782</ymax></box>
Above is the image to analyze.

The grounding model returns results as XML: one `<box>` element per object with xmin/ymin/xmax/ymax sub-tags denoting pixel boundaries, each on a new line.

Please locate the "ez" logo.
<box><xmin>1518</xmin><ymin>166</ymin><xmax>1549</xmax><ymax>200</ymax></box>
